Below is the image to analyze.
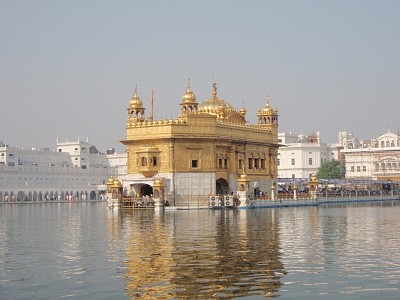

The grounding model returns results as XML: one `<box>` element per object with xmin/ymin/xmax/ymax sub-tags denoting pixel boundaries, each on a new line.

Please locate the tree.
<box><xmin>317</xmin><ymin>159</ymin><xmax>345</xmax><ymax>179</ymax></box>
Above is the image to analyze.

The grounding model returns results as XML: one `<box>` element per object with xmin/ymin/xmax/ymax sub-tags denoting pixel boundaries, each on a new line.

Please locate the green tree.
<box><xmin>317</xmin><ymin>159</ymin><xmax>345</xmax><ymax>179</ymax></box>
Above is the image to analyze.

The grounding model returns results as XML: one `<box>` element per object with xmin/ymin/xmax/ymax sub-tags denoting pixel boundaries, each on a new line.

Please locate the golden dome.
<box><xmin>129</xmin><ymin>85</ymin><xmax>144</xmax><ymax>109</ymax></box>
<box><xmin>198</xmin><ymin>82</ymin><xmax>236</xmax><ymax>113</ymax></box>
<box><xmin>106</xmin><ymin>176</ymin><xmax>114</xmax><ymax>185</ymax></box>
<box><xmin>113</xmin><ymin>179</ymin><xmax>122</xmax><ymax>187</ymax></box>
<box><xmin>197</xmin><ymin>82</ymin><xmax>247</xmax><ymax>124</ymax></box>
<box><xmin>260</xmin><ymin>97</ymin><xmax>273</xmax><ymax>114</ymax></box>
<box><xmin>239</xmin><ymin>103</ymin><xmax>246</xmax><ymax>116</ymax></box>
<box><xmin>153</xmin><ymin>174</ymin><xmax>164</xmax><ymax>186</ymax></box>
<box><xmin>182</xmin><ymin>79</ymin><xmax>196</xmax><ymax>103</ymax></box>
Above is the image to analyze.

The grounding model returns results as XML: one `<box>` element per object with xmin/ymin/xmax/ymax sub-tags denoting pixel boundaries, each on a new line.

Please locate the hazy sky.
<box><xmin>1</xmin><ymin>0</ymin><xmax>399</xmax><ymax>153</ymax></box>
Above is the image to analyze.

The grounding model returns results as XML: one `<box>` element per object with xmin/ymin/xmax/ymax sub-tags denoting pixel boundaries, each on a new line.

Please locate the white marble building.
<box><xmin>0</xmin><ymin>138</ymin><xmax>126</xmax><ymax>202</ymax></box>
<box><xmin>277</xmin><ymin>131</ymin><xmax>340</xmax><ymax>179</ymax></box>
<box><xmin>341</xmin><ymin>130</ymin><xmax>400</xmax><ymax>181</ymax></box>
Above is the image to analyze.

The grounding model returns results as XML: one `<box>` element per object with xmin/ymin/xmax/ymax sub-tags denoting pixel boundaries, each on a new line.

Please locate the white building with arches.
<box><xmin>0</xmin><ymin>139</ymin><xmax>126</xmax><ymax>202</ymax></box>
<box><xmin>341</xmin><ymin>130</ymin><xmax>400</xmax><ymax>181</ymax></box>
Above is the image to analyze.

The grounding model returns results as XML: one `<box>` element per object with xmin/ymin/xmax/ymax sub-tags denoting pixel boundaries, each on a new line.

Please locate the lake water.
<box><xmin>1</xmin><ymin>201</ymin><xmax>399</xmax><ymax>299</ymax></box>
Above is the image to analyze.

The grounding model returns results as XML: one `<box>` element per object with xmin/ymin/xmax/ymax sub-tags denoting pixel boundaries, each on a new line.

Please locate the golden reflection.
<box><xmin>119</xmin><ymin>210</ymin><xmax>285</xmax><ymax>299</ymax></box>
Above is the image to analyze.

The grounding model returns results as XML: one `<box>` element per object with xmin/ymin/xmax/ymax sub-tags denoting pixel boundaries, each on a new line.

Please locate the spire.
<box><xmin>265</xmin><ymin>95</ymin><xmax>270</xmax><ymax>107</ymax></box>
<box><xmin>211</xmin><ymin>81</ymin><xmax>218</xmax><ymax>100</ymax></box>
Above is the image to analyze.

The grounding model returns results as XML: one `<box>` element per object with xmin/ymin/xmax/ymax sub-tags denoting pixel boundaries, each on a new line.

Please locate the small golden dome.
<box><xmin>113</xmin><ymin>179</ymin><xmax>122</xmax><ymax>187</ymax></box>
<box><xmin>154</xmin><ymin>174</ymin><xmax>163</xmax><ymax>185</ymax></box>
<box><xmin>129</xmin><ymin>85</ymin><xmax>143</xmax><ymax>109</ymax></box>
<box><xmin>239</xmin><ymin>103</ymin><xmax>246</xmax><ymax>116</ymax></box>
<box><xmin>310</xmin><ymin>174</ymin><xmax>318</xmax><ymax>183</ymax></box>
<box><xmin>240</xmin><ymin>172</ymin><xmax>248</xmax><ymax>180</ymax></box>
<box><xmin>260</xmin><ymin>97</ymin><xmax>273</xmax><ymax>114</ymax></box>
<box><xmin>182</xmin><ymin>79</ymin><xmax>196</xmax><ymax>103</ymax></box>
<box><xmin>107</xmin><ymin>176</ymin><xmax>114</xmax><ymax>185</ymax></box>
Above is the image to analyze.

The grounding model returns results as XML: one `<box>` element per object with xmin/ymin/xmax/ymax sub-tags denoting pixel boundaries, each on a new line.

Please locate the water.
<box><xmin>1</xmin><ymin>201</ymin><xmax>399</xmax><ymax>299</ymax></box>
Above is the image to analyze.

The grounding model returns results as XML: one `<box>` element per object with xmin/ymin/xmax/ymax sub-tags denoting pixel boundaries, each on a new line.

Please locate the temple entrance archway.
<box><xmin>216</xmin><ymin>178</ymin><xmax>229</xmax><ymax>195</ymax></box>
<box><xmin>141</xmin><ymin>184</ymin><xmax>153</xmax><ymax>197</ymax></box>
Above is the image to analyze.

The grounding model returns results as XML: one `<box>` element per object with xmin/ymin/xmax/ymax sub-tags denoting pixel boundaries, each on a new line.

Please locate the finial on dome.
<box><xmin>187</xmin><ymin>78</ymin><xmax>191</xmax><ymax>90</ymax></box>
<box><xmin>240</xmin><ymin>100</ymin><xmax>247</xmax><ymax>116</ymax></box>
<box><xmin>134</xmin><ymin>84</ymin><xmax>138</xmax><ymax>96</ymax></box>
<box><xmin>212</xmin><ymin>81</ymin><xmax>217</xmax><ymax>100</ymax></box>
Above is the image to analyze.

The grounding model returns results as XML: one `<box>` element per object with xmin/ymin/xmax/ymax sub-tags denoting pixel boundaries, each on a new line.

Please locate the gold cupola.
<box><xmin>180</xmin><ymin>79</ymin><xmax>198</xmax><ymax>116</ymax></box>
<box><xmin>239</xmin><ymin>102</ymin><xmax>247</xmax><ymax>117</ymax></box>
<box><xmin>127</xmin><ymin>85</ymin><xmax>146</xmax><ymax>124</ymax></box>
<box><xmin>198</xmin><ymin>82</ymin><xmax>246</xmax><ymax>124</ymax></box>
<box><xmin>257</xmin><ymin>96</ymin><xmax>278</xmax><ymax>127</ymax></box>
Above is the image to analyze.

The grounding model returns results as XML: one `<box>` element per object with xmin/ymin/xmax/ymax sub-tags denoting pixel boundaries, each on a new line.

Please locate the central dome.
<box><xmin>198</xmin><ymin>82</ymin><xmax>246</xmax><ymax>124</ymax></box>
<box><xmin>198</xmin><ymin>82</ymin><xmax>235</xmax><ymax>112</ymax></box>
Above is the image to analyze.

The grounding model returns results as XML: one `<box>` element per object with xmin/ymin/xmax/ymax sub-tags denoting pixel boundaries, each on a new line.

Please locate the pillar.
<box><xmin>153</xmin><ymin>175</ymin><xmax>165</xmax><ymax>209</ymax></box>
<box><xmin>237</xmin><ymin>169</ymin><xmax>251</xmax><ymax>208</ymax></box>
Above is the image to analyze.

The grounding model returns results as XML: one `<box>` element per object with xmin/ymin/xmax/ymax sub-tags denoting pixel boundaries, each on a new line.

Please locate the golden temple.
<box><xmin>119</xmin><ymin>80</ymin><xmax>280</xmax><ymax>208</ymax></box>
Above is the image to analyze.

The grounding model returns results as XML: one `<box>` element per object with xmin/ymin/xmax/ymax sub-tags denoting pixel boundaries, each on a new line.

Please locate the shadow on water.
<box><xmin>115</xmin><ymin>209</ymin><xmax>286</xmax><ymax>299</ymax></box>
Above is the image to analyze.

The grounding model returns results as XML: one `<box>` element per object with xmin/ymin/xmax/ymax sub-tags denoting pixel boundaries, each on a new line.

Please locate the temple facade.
<box><xmin>120</xmin><ymin>80</ymin><xmax>280</xmax><ymax>207</ymax></box>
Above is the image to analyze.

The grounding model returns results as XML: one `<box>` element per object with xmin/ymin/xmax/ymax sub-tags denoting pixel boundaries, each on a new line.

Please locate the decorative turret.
<box><xmin>257</xmin><ymin>96</ymin><xmax>279</xmax><ymax>140</ymax></box>
<box><xmin>308</xmin><ymin>174</ymin><xmax>318</xmax><ymax>201</ymax></box>
<box><xmin>237</xmin><ymin>166</ymin><xmax>251</xmax><ymax>208</ymax></box>
<box><xmin>257</xmin><ymin>96</ymin><xmax>279</xmax><ymax>128</ymax></box>
<box><xmin>153</xmin><ymin>175</ymin><xmax>166</xmax><ymax>209</ymax></box>
<box><xmin>239</xmin><ymin>102</ymin><xmax>247</xmax><ymax>118</ymax></box>
<box><xmin>127</xmin><ymin>85</ymin><xmax>146</xmax><ymax>124</ymax></box>
<box><xmin>106</xmin><ymin>176</ymin><xmax>123</xmax><ymax>209</ymax></box>
<box><xmin>180</xmin><ymin>79</ymin><xmax>198</xmax><ymax>117</ymax></box>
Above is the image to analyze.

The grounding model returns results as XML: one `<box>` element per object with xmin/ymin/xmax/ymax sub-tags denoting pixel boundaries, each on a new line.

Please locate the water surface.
<box><xmin>0</xmin><ymin>201</ymin><xmax>399</xmax><ymax>299</ymax></box>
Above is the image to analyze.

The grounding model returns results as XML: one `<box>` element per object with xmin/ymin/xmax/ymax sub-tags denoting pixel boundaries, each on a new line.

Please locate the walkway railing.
<box><xmin>120</xmin><ymin>196</ymin><xmax>155</xmax><ymax>209</ymax></box>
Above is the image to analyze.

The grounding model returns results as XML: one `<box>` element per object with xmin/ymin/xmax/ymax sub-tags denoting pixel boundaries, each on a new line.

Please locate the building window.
<box><xmin>351</xmin><ymin>166</ymin><xmax>355</xmax><ymax>172</ymax></box>
<box><xmin>219</xmin><ymin>159</ymin><xmax>223</xmax><ymax>169</ymax></box>
<box><xmin>363</xmin><ymin>166</ymin><xmax>366</xmax><ymax>172</ymax></box>
<box><xmin>309</xmin><ymin>158</ymin><xmax>312</xmax><ymax>165</ymax></box>
<box><xmin>261</xmin><ymin>159</ymin><xmax>265</xmax><ymax>169</ymax></box>
<box><xmin>238</xmin><ymin>159</ymin><xmax>243</xmax><ymax>170</ymax></box>
<box><xmin>81</xmin><ymin>165</ymin><xmax>87</xmax><ymax>169</ymax></box>
<box><xmin>254</xmin><ymin>158</ymin><xmax>259</xmax><ymax>169</ymax></box>
<box><xmin>141</xmin><ymin>157</ymin><xmax>147</xmax><ymax>166</ymax></box>
<box><xmin>357</xmin><ymin>166</ymin><xmax>360</xmax><ymax>172</ymax></box>
<box><xmin>248</xmin><ymin>158</ymin><xmax>253</xmax><ymax>169</ymax></box>
<box><xmin>191</xmin><ymin>160</ymin><xmax>198</xmax><ymax>168</ymax></box>
<box><xmin>224</xmin><ymin>159</ymin><xmax>228</xmax><ymax>169</ymax></box>
<box><xmin>151</xmin><ymin>156</ymin><xmax>157</xmax><ymax>166</ymax></box>
<box><xmin>291</xmin><ymin>158</ymin><xmax>295</xmax><ymax>166</ymax></box>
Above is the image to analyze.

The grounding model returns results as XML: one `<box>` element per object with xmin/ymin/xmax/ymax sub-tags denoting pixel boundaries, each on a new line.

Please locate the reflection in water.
<box><xmin>120</xmin><ymin>209</ymin><xmax>285</xmax><ymax>299</ymax></box>
<box><xmin>278</xmin><ymin>203</ymin><xmax>400</xmax><ymax>298</ymax></box>
<box><xmin>2</xmin><ymin>201</ymin><xmax>399</xmax><ymax>299</ymax></box>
